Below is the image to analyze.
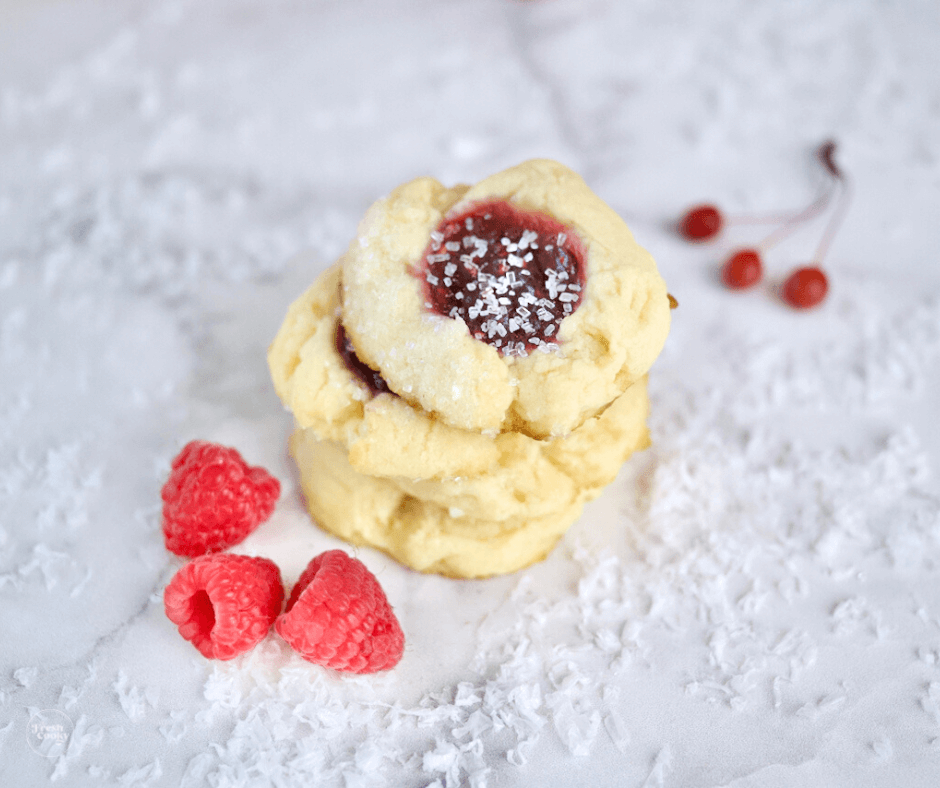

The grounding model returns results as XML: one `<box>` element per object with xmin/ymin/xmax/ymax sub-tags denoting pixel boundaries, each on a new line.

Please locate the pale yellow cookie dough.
<box><xmin>391</xmin><ymin>379</ymin><xmax>650</xmax><ymax>521</ymax></box>
<box><xmin>268</xmin><ymin>160</ymin><xmax>670</xmax><ymax>577</ymax></box>
<box><xmin>269</xmin><ymin>260</ymin><xmax>503</xmax><ymax>481</ymax></box>
<box><xmin>288</xmin><ymin>378</ymin><xmax>651</xmax><ymax>578</ymax></box>
<box><xmin>268</xmin><ymin>260</ymin><xmax>651</xmax><ymax>495</ymax></box>
<box><xmin>268</xmin><ymin>261</ymin><xmax>365</xmax><ymax>444</ymax></box>
<box><xmin>341</xmin><ymin>159</ymin><xmax>671</xmax><ymax>438</ymax></box>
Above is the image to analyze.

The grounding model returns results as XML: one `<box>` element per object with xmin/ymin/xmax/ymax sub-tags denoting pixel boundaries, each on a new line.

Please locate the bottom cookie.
<box><xmin>290</xmin><ymin>379</ymin><xmax>651</xmax><ymax>578</ymax></box>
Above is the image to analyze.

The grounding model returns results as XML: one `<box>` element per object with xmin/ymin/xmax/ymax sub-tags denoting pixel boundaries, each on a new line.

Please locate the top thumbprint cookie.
<box><xmin>341</xmin><ymin>159</ymin><xmax>670</xmax><ymax>438</ymax></box>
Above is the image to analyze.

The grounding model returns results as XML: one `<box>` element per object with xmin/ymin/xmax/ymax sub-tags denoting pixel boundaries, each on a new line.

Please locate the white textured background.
<box><xmin>2</xmin><ymin>1</ymin><xmax>940</xmax><ymax>786</ymax></box>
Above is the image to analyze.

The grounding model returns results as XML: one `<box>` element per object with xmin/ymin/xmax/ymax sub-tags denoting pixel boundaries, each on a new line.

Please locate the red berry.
<box><xmin>164</xmin><ymin>554</ymin><xmax>284</xmax><ymax>660</ymax></box>
<box><xmin>679</xmin><ymin>204</ymin><xmax>723</xmax><ymax>241</ymax></box>
<box><xmin>275</xmin><ymin>550</ymin><xmax>405</xmax><ymax>674</ymax></box>
<box><xmin>161</xmin><ymin>441</ymin><xmax>281</xmax><ymax>558</ymax></box>
<box><xmin>721</xmin><ymin>248</ymin><xmax>763</xmax><ymax>289</ymax></box>
<box><xmin>782</xmin><ymin>266</ymin><xmax>828</xmax><ymax>309</ymax></box>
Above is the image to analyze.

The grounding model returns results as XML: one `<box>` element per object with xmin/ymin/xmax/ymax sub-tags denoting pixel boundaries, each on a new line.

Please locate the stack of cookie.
<box><xmin>268</xmin><ymin>160</ymin><xmax>671</xmax><ymax>578</ymax></box>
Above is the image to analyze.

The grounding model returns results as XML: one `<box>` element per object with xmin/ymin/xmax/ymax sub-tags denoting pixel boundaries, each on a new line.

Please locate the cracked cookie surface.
<box><xmin>340</xmin><ymin>159</ymin><xmax>670</xmax><ymax>438</ymax></box>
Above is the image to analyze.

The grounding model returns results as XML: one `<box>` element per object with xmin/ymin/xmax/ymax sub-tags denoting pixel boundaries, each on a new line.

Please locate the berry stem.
<box><xmin>755</xmin><ymin>188</ymin><xmax>833</xmax><ymax>251</ymax></box>
<box><xmin>779</xmin><ymin>142</ymin><xmax>850</xmax><ymax>309</ymax></box>
<box><xmin>818</xmin><ymin>140</ymin><xmax>843</xmax><ymax>179</ymax></box>
<box><xmin>810</xmin><ymin>152</ymin><xmax>852</xmax><ymax>266</ymax></box>
<box><xmin>755</xmin><ymin>140</ymin><xmax>844</xmax><ymax>253</ymax></box>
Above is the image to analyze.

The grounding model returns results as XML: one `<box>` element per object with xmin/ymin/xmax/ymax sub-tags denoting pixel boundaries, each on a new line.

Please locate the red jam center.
<box><xmin>336</xmin><ymin>322</ymin><xmax>393</xmax><ymax>397</ymax></box>
<box><xmin>419</xmin><ymin>200</ymin><xmax>586</xmax><ymax>356</ymax></box>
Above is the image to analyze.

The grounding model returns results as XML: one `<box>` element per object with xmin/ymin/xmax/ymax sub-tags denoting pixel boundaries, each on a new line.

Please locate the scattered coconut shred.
<box><xmin>3</xmin><ymin>3</ymin><xmax>940</xmax><ymax>786</ymax></box>
<box><xmin>9</xmin><ymin>160</ymin><xmax>939</xmax><ymax>788</ymax></box>
<box><xmin>176</xmin><ymin>291</ymin><xmax>940</xmax><ymax>786</ymax></box>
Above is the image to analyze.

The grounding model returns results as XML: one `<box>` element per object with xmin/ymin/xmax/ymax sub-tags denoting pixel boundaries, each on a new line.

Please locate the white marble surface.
<box><xmin>2</xmin><ymin>0</ymin><xmax>940</xmax><ymax>785</ymax></box>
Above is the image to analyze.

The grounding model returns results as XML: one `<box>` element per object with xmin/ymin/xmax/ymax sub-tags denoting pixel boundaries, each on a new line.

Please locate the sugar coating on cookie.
<box><xmin>341</xmin><ymin>159</ymin><xmax>671</xmax><ymax>438</ymax></box>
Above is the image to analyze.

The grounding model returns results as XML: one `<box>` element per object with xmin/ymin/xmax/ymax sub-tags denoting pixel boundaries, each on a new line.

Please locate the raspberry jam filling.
<box><xmin>419</xmin><ymin>200</ymin><xmax>586</xmax><ymax>357</ymax></box>
<box><xmin>336</xmin><ymin>322</ymin><xmax>393</xmax><ymax>397</ymax></box>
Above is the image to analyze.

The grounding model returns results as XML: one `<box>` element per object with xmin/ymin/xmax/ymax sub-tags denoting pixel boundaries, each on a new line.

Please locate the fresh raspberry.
<box><xmin>161</xmin><ymin>441</ymin><xmax>280</xmax><ymax>557</ymax></box>
<box><xmin>164</xmin><ymin>553</ymin><xmax>284</xmax><ymax>660</ymax></box>
<box><xmin>275</xmin><ymin>550</ymin><xmax>405</xmax><ymax>674</ymax></box>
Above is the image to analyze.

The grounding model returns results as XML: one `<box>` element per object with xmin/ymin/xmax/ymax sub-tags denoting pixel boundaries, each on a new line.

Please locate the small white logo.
<box><xmin>27</xmin><ymin>709</ymin><xmax>74</xmax><ymax>758</ymax></box>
